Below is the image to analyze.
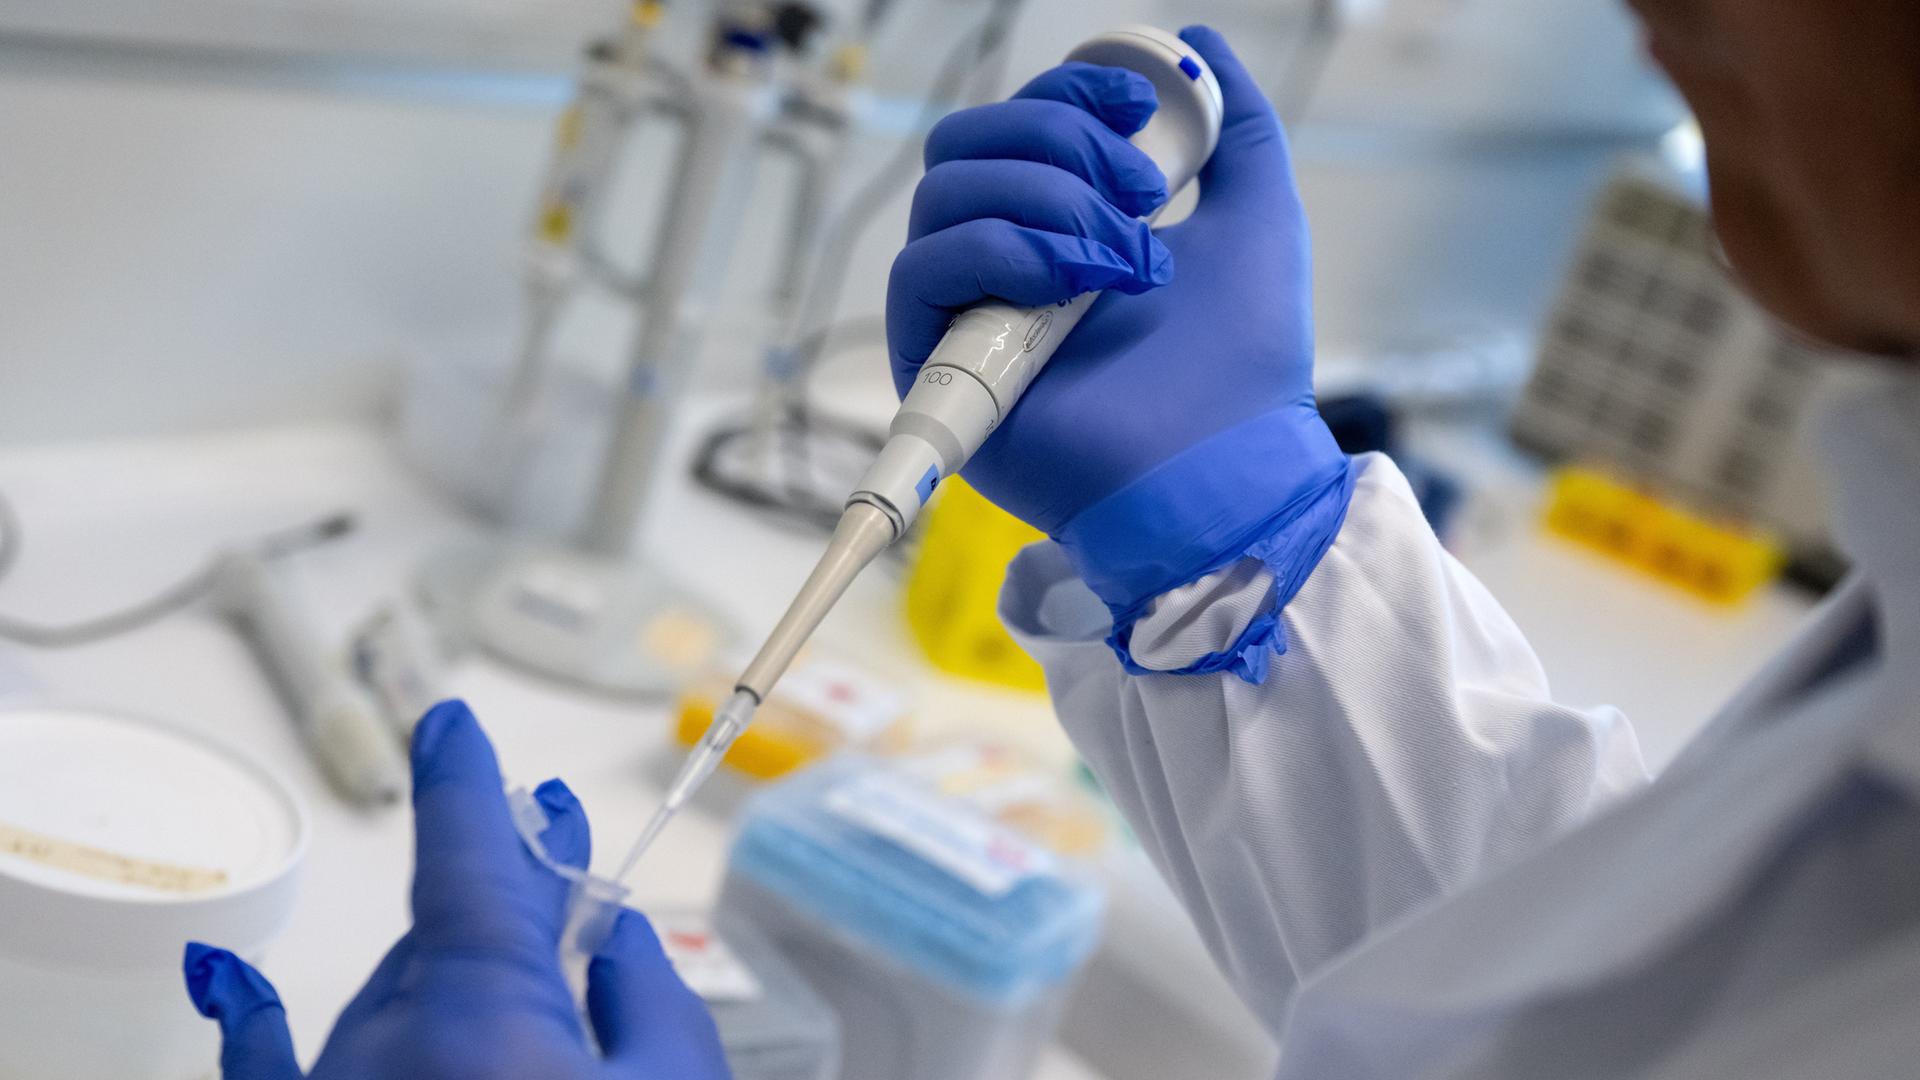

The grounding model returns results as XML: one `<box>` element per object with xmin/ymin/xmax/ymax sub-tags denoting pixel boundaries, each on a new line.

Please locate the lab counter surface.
<box><xmin>0</xmin><ymin>395</ymin><xmax>1812</xmax><ymax>1078</ymax></box>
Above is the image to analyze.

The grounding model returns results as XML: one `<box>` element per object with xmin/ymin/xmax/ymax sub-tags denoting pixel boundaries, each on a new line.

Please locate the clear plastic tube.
<box><xmin>508</xmin><ymin>786</ymin><xmax>631</xmax><ymax>1028</ymax></box>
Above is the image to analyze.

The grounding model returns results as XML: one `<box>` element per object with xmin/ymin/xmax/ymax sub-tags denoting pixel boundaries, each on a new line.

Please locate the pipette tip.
<box><xmin>612</xmin><ymin>689</ymin><xmax>761</xmax><ymax>883</ymax></box>
<box><xmin>613</xmin><ymin>806</ymin><xmax>674</xmax><ymax>882</ymax></box>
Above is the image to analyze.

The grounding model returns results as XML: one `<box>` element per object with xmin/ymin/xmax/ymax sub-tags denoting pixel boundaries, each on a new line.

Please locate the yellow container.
<box><xmin>674</xmin><ymin>656</ymin><xmax>914</xmax><ymax>783</ymax></box>
<box><xmin>904</xmin><ymin>477</ymin><xmax>1048</xmax><ymax>692</ymax></box>
<box><xmin>1541</xmin><ymin>466</ymin><xmax>1785</xmax><ymax>605</ymax></box>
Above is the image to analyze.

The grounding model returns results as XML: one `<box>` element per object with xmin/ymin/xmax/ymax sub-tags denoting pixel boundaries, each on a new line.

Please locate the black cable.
<box><xmin>692</xmin><ymin>412</ymin><xmax>886</xmax><ymax>535</ymax></box>
<box><xmin>778</xmin><ymin>314</ymin><xmax>886</xmax><ymax>506</ymax></box>
<box><xmin>691</xmin><ymin>316</ymin><xmax>890</xmax><ymax>535</ymax></box>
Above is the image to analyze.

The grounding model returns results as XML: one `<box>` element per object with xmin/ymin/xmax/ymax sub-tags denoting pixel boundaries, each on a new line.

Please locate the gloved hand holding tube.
<box><xmin>887</xmin><ymin>26</ymin><xmax>1357</xmax><ymax>682</ymax></box>
<box><xmin>182</xmin><ymin>701</ymin><xmax>730</xmax><ymax>1080</ymax></box>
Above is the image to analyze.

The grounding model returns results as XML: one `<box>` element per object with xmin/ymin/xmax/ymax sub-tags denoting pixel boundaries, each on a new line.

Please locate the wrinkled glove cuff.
<box><xmin>1053</xmin><ymin>407</ymin><xmax>1357</xmax><ymax>684</ymax></box>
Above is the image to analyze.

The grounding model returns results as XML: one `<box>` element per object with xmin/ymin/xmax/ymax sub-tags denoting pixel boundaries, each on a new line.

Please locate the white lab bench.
<box><xmin>0</xmin><ymin>408</ymin><xmax>1108</xmax><ymax>1079</ymax></box>
<box><xmin>0</xmin><ymin>398</ymin><xmax>1813</xmax><ymax>1079</ymax></box>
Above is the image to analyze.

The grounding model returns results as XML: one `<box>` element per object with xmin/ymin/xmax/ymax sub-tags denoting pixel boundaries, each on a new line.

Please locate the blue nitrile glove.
<box><xmin>182</xmin><ymin>700</ymin><xmax>730</xmax><ymax>1080</ymax></box>
<box><xmin>887</xmin><ymin>26</ymin><xmax>1356</xmax><ymax>683</ymax></box>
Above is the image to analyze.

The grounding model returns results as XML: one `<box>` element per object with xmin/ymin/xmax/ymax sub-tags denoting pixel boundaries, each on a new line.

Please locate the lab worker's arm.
<box><xmin>1001</xmin><ymin>454</ymin><xmax>1650</xmax><ymax>1034</ymax></box>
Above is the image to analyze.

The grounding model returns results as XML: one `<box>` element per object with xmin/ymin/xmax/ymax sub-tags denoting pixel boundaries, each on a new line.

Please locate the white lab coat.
<box><xmin>1000</xmin><ymin>367</ymin><xmax>1920</xmax><ymax>1078</ymax></box>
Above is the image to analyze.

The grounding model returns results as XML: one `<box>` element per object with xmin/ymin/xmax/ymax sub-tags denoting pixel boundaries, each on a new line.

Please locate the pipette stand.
<box><xmin>423</xmin><ymin>12</ymin><xmax>858</xmax><ymax>697</ymax></box>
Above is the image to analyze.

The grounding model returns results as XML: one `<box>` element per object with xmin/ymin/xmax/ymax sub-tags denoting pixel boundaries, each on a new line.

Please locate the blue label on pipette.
<box><xmin>1179</xmin><ymin>56</ymin><xmax>1202</xmax><ymax>80</ymax></box>
<box><xmin>916</xmin><ymin>466</ymin><xmax>940</xmax><ymax>506</ymax></box>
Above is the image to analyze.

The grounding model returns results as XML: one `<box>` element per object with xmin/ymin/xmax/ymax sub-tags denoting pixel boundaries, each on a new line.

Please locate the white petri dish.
<box><xmin>0</xmin><ymin>703</ymin><xmax>309</xmax><ymax>1080</ymax></box>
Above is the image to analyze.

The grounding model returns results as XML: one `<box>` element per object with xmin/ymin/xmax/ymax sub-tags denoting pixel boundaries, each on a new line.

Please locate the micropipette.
<box><xmin>612</xmin><ymin>25</ymin><xmax>1225</xmax><ymax>878</ymax></box>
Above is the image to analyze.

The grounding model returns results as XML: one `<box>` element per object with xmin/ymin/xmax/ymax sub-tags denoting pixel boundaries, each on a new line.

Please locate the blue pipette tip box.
<box><xmin>723</xmin><ymin>757</ymin><xmax>1105</xmax><ymax>1007</ymax></box>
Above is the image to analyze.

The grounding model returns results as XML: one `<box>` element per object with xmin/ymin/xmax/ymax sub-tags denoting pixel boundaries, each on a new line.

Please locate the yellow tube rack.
<box><xmin>1542</xmin><ymin>466</ymin><xmax>1785</xmax><ymax>605</ymax></box>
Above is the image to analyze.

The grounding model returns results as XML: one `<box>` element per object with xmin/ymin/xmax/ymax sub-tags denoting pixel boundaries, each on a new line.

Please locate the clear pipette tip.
<box><xmin>612</xmin><ymin>688</ymin><xmax>759</xmax><ymax>882</ymax></box>
<box><xmin>612</xmin><ymin>805</ymin><xmax>674</xmax><ymax>881</ymax></box>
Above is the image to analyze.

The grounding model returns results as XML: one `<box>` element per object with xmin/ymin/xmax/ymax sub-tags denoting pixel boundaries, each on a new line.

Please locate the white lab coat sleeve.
<box><xmin>999</xmin><ymin>453</ymin><xmax>1651</xmax><ymax>1036</ymax></box>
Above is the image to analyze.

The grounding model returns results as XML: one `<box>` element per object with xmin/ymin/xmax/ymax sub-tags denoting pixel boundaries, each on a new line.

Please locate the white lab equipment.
<box><xmin>497</xmin><ymin>3</ymin><xmax>669</xmax><ymax>488</ymax></box>
<box><xmin>994</xmin><ymin>365</ymin><xmax>1920</xmax><ymax>1077</ymax></box>
<box><xmin>623</xmin><ymin>24</ymin><xmax>1224</xmax><ymax>869</ymax></box>
<box><xmin>421</xmin><ymin>4</ymin><xmax>882</xmax><ymax>699</ymax></box>
<box><xmin>214</xmin><ymin>551</ymin><xmax>408</xmax><ymax>808</ymax></box>
<box><xmin>348</xmin><ymin>601</ymin><xmax>449</xmax><ymax>742</ymax></box>
<box><xmin>435</xmin><ymin>18</ymin><xmax>777</xmax><ymax>697</ymax></box>
<box><xmin>714</xmin><ymin>756</ymin><xmax>1107</xmax><ymax>1080</ymax></box>
<box><xmin>0</xmin><ymin>704</ymin><xmax>307</xmax><ymax>1080</ymax></box>
<box><xmin>694</xmin><ymin>0</ymin><xmax>1024</xmax><ymax>532</ymax></box>
<box><xmin>0</xmin><ymin>503</ymin><xmax>394</xmax><ymax>808</ymax></box>
<box><xmin>0</xmin><ymin>504</ymin><xmax>351</xmax><ymax>650</ymax></box>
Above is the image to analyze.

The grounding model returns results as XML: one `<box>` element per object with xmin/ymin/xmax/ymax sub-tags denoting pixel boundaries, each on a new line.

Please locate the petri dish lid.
<box><xmin>0</xmin><ymin>704</ymin><xmax>306</xmax><ymax>903</ymax></box>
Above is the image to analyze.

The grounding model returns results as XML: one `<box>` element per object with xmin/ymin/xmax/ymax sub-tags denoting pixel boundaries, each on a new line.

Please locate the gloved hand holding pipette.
<box><xmin>182</xmin><ymin>701</ymin><xmax>731</xmax><ymax>1080</ymax></box>
<box><xmin>623</xmin><ymin>24</ymin><xmax>1233</xmax><ymax>875</ymax></box>
<box><xmin>892</xmin><ymin>25</ymin><xmax>1355</xmax><ymax>680</ymax></box>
